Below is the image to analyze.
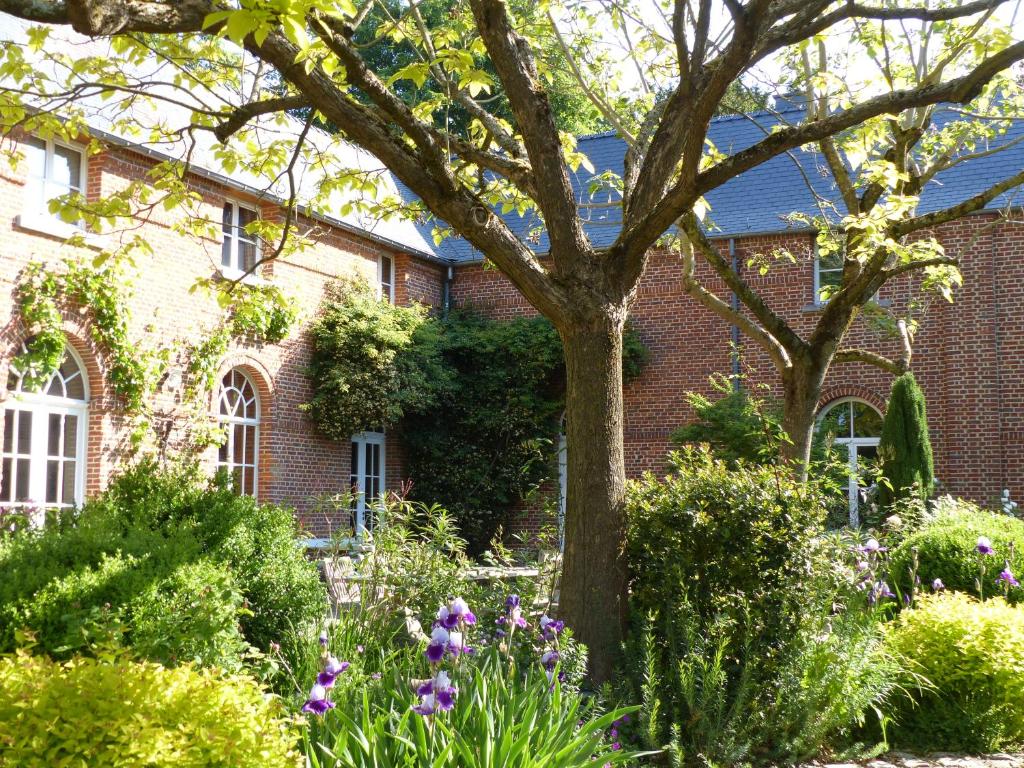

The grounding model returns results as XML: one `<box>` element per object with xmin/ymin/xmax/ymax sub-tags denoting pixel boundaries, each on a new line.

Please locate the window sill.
<box><xmin>218</xmin><ymin>267</ymin><xmax>267</xmax><ymax>286</ymax></box>
<box><xmin>14</xmin><ymin>211</ymin><xmax>106</xmax><ymax>249</ymax></box>
<box><xmin>802</xmin><ymin>298</ymin><xmax>892</xmax><ymax>313</ymax></box>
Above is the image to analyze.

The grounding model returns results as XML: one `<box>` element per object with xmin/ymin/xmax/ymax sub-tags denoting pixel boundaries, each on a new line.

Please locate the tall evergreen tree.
<box><xmin>877</xmin><ymin>372</ymin><xmax>935</xmax><ymax>508</ymax></box>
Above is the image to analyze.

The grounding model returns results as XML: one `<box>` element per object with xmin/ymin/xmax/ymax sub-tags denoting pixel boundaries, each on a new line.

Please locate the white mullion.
<box><xmin>28</xmin><ymin>405</ymin><xmax>47</xmax><ymax>525</ymax></box>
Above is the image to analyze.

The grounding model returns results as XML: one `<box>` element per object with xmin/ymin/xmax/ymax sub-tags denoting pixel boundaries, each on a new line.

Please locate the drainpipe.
<box><xmin>729</xmin><ymin>238</ymin><xmax>741</xmax><ymax>391</ymax></box>
<box><xmin>442</xmin><ymin>264</ymin><xmax>454</xmax><ymax>318</ymax></box>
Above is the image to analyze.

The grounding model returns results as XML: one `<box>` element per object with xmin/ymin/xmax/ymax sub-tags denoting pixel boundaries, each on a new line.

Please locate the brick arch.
<box><xmin>817</xmin><ymin>384</ymin><xmax>887</xmax><ymax>415</ymax></box>
<box><xmin>211</xmin><ymin>354</ymin><xmax>274</xmax><ymax>500</ymax></box>
<box><xmin>0</xmin><ymin>310</ymin><xmax>112</xmax><ymax>496</ymax></box>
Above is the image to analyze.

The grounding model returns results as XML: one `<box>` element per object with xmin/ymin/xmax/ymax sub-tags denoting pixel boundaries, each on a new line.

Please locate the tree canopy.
<box><xmin>1</xmin><ymin>0</ymin><xmax>1022</xmax><ymax>680</ymax></box>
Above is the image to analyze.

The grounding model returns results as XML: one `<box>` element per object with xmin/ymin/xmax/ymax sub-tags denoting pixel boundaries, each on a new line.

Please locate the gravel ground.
<box><xmin>808</xmin><ymin>753</ymin><xmax>1023</xmax><ymax>768</ymax></box>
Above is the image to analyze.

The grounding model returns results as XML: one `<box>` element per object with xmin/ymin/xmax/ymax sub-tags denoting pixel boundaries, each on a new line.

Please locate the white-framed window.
<box><xmin>216</xmin><ymin>368</ymin><xmax>260</xmax><ymax>497</ymax></box>
<box><xmin>21</xmin><ymin>135</ymin><xmax>86</xmax><ymax>227</ymax></box>
<box><xmin>816</xmin><ymin>397</ymin><xmax>883</xmax><ymax>527</ymax></box>
<box><xmin>221</xmin><ymin>200</ymin><xmax>260</xmax><ymax>277</ymax></box>
<box><xmin>2</xmin><ymin>345</ymin><xmax>89</xmax><ymax>525</ymax></box>
<box><xmin>350</xmin><ymin>431</ymin><xmax>385</xmax><ymax>535</ymax></box>
<box><xmin>814</xmin><ymin>243</ymin><xmax>844</xmax><ymax>305</ymax></box>
<box><xmin>378</xmin><ymin>254</ymin><xmax>394</xmax><ymax>303</ymax></box>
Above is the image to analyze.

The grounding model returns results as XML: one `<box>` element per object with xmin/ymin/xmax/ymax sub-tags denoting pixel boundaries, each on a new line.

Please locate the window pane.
<box><xmin>47</xmin><ymin>413</ymin><xmax>62</xmax><ymax>456</ymax></box>
<box><xmin>17</xmin><ymin>411</ymin><xmax>32</xmax><ymax>454</ymax></box>
<box><xmin>63</xmin><ymin>415</ymin><xmax>78</xmax><ymax>458</ymax></box>
<box><xmin>245</xmin><ymin>466</ymin><xmax>255</xmax><ymax>496</ymax></box>
<box><xmin>46</xmin><ymin>374</ymin><xmax>65</xmax><ymax>398</ymax></box>
<box><xmin>232</xmin><ymin>466</ymin><xmax>243</xmax><ymax>493</ymax></box>
<box><xmin>1</xmin><ymin>457</ymin><xmax>11</xmax><ymax>501</ymax></box>
<box><xmin>52</xmin><ymin>145</ymin><xmax>81</xmax><ymax>191</ymax></box>
<box><xmin>15</xmin><ymin>459</ymin><xmax>29</xmax><ymax>502</ymax></box>
<box><xmin>852</xmin><ymin>402</ymin><xmax>883</xmax><ymax>438</ymax></box>
<box><xmin>222</xmin><ymin>204</ymin><xmax>234</xmax><ymax>267</ymax></box>
<box><xmin>818</xmin><ymin>402</ymin><xmax>851</xmax><ymax>440</ymax></box>
<box><xmin>61</xmin><ymin>460</ymin><xmax>75</xmax><ymax>503</ymax></box>
<box><xmin>46</xmin><ymin>460</ymin><xmax>59</xmax><ymax>503</ymax></box>
<box><xmin>243</xmin><ymin>425</ymin><xmax>255</xmax><ymax>465</ymax></box>
<box><xmin>218</xmin><ymin>437</ymin><xmax>228</xmax><ymax>463</ymax></box>
<box><xmin>233</xmin><ymin>424</ymin><xmax>245</xmax><ymax>463</ymax></box>
<box><xmin>239</xmin><ymin>240</ymin><xmax>256</xmax><ymax>272</ymax></box>
<box><xmin>237</xmin><ymin>205</ymin><xmax>257</xmax><ymax>230</ymax></box>
<box><xmin>3</xmin><ymin>411</ymin><xmax>13</xmax><ymax>453</ymax></box>
<box><xmin>24</xmin><ymin>137</ymin><xmax>46</xmax><ymax>178</ymax></box>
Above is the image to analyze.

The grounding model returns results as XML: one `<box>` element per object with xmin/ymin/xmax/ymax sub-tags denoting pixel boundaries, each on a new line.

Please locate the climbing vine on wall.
<box><xmin>304</xmin><ymin>280</ymin><xmax>649</xmax><ymax>552</ymax></box>
<box><xmin>13</xmin><ymin>256</ymin><xmax>297</xmax><ymax>450</ymax></box>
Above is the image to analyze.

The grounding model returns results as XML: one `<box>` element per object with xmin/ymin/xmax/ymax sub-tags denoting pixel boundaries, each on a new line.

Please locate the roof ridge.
<box><xmin>573</xmin><ymin>104</ymin><xmax>808</xmax><ymax>142</ymax></box>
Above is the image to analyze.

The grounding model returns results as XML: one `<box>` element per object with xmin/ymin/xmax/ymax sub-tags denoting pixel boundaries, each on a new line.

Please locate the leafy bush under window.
<box><xmin>0</xmin><ymin>461</ymin><xmax>325</xmax><ymax>672</ymax></box>
<box><xmin>0</xmin><ymin>650</ymin><xmax>299</xmax><ymax>767</ymax></box>
<box><xmin>623</xmin><ymin>447</ymin><xmax>898</xmax><ymax>766</ymax></box>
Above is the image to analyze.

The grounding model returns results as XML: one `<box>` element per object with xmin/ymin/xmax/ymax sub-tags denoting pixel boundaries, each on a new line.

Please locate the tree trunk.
<box><xmin>558</xmin><ymin>310</ymin><xmax>629</xmax><ymax>685</ymax></box>
<box><xmin>780</xmin><ymin>363</ymin><xmax>827</xmax><ymax>482</ymax></box>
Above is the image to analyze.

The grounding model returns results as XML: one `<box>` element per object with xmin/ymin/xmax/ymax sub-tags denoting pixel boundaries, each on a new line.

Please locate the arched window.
<box><xmin>217</xmin><ymin>369</ymin><xmax>259</xmax><ymax>497</ymax></box>
<box><xmin>817</xmin><ymin>397</ymin><xmax>883</xmax><ymax>526</ymax></box>
<box><xmin>2</xmin><ymin>345</ymin><xmax>89</xmax><ymax>523</ymax></box>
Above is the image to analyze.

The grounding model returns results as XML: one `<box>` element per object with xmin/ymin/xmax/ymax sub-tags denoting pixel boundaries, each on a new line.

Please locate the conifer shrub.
<box><xmin>877</xmin><ymin>372</ymin><xmax>934</xmax><ymax>508</ymax></box>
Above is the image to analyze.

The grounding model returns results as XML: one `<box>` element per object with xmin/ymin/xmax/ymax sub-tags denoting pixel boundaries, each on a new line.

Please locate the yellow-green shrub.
<box><xmin>885</xmin><ymin>592</ymin><xmax>1024</xmax><ymax>752</ymax></box>
<box><xmin>0</xmin><ymin>651</ymin><xmax>301</xmax><ymax>767</ymax></box>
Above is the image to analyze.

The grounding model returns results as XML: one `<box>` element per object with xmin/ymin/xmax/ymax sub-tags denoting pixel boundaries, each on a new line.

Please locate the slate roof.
<box><xmin>437</xmin><ymin>106</ymin><xmax>1024</xmax><ymax>262</ymax></box>
<box><xmin>3</xmin><ymin>12</ymin><xmax>1022</xmax><ymax>265</ymax></box>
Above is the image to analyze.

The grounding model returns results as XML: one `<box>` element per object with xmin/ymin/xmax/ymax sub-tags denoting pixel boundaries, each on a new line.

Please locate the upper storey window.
<box><xmin>814</xmin><ymin>245</ymin><xmax>843</xmax><ymax>305</ymax></box>
<box><xmin>379</xmin><ymin>254</ymin><xmax>394</xmax><ymax>303</ymax></box>
<box><xmin>22</xmin><ymin>136</ymin><xmax>85</xmax><ymax>227</ymax></box>
<box><xmin>221</xmin><ymin>201</ymin><xmax>260</xmax><ymax>277</ymax></box>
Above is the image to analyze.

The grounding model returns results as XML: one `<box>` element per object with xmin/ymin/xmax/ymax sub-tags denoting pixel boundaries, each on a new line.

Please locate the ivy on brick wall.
<box><xmin>304</xmin><ymin>280</ymin><xmax>648</xmax><ymax>552</ymax></box>
<box><xmin>14</xmin><ymin>257</ymin><xmax>296</xmax><ymax>449</ymax></box>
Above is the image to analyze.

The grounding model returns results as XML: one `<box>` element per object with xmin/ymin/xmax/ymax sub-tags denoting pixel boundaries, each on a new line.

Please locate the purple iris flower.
<box><xmin>413</xmin><ymin>671</ymin><xmax>457</xmax><ymax>716</ymax></box>
<box><xmin>426</xmin><ymin>626</ymin><xmax>450</xmax><ymax>663</ymax></box>
<box><xmin>541</xmin><ymin>650</ymin><xmax>559</xmax><ymax>670</ymax></box>
<box><xmin>317</xmin><ymin>656</ymin><xmax>350</xmax><ymax>688</ymax></box>
<box><xmin>506</xmin><ymin>594</ymin><xmax>521</xmax><ymax>609</ymax></box>
<box><xmin>857</xmin><ymin>538</ymin><xmax>886</xmax><ymax>554</ymax></box>
<box><xmin>977</xmin><ymin>536</ymin><xmax>996</xmax><ymax>555</ymax></box>
<box><xmin>318</xmin><ymin>630</ymin><xmax>329</xmax><ymax>647</ymax></box>
<box><xmin>873</xmin><ymin>581</ymin><xmax>896</xmax><ymax>601</ymax></box>
<box><xmin>437</xmin><ymin>597</ymin><xmax>476</xmax><ymax>630</ymax></box>
<box><xmin>540</xmin><ymin>615</ymin><xmax>564</xmax><ymax>640</ymax></box>
<box><xmin>301</xmin><ymin>683</ymin><xmax>336</xmax><ymax>715</ymax></box>
<box><xmin>998</xmin><ymin>568</ymin><xmax>1020</xmax><ymax>587</ymax></box>
<box><xmin>932</xmin><ymin>578</ymin><xmax>945</xmax><ymax>592</ymax></box>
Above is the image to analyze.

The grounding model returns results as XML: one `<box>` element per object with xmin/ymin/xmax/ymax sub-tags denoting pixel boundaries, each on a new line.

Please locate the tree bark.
<box><xmin>780</xmin><ymin>362</ymin><xmax>828</xmax><ymax>482</ymax></box>
<box><xmin>558</xmin><ymin>308</ymin><xmax>629</xmax><ymax>685</ymax></box>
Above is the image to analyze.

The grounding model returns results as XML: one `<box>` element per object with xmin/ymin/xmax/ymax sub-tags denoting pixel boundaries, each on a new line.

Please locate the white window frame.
<box><xmin>221</xmin><ymin>199</ymin><xmax>261</xmax><ymax>279</ymax></box>
<box><xmin>817</xmin><ymin>397</ymin><xmax>882</xmax><ymax>527</ymax></box>
<box><xmin>2</xmin><ymin>346</ymin><xmax>89</xmax><ymax>525</ymax></box>
<box><xmin>378</xmin><ymin>254</ymin><xmax>395</xmax><ymax>303</ymax></box>
<box><xmin>216</xmin><ymin>369</ymin><xmax>260</xmax><ymax>499</ymax></box>
<box><xmin>814</xmin><ymin>241</ymin><xmax>844</xmax><ymax>306</ymax></box>
<box><xmin>18</xmin><ymin>135</ymin><xmax>87</xmax><ymax>234</ymax></box>
<box><xmin>350</xmin><ymin>431</ymin><xmax>385</xmax><ymax>535</ymax></box>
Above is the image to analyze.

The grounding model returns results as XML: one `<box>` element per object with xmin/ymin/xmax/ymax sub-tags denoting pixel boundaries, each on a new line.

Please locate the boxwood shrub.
<box><xmin>0</xmin><ymin>461</ymin><xmax>325</xmax><ymax>668</ymax></box>
<box><xmin>0</xmin><ymin>651</ymin><xmax>300</xmax><ymax>767</ymax></box>
<box><xmin>889</xmin><ymin>501</ymin><xmax>1024</xmax><ymax>603</ymax></box>
<box><xmin>885</xmin><ymin>592</ymin><xmax>1024</xmax><ymax>751</ymax></box>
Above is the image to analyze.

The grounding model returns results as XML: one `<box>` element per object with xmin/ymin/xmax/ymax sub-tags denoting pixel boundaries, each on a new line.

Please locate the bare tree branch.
<box><xmin>833</xmin><ymin>347</ymin><xmax>903</xmax><ymax>374</ymax></box>
<box><xmin>213</xmin><ymin>95</ymin><xmax>309</xmax><ymax>143</ymax></box>
<box><xmin>891</xmin><ymin>167</ymin><xmax>1024</xmax><ymax>236</ymax></box>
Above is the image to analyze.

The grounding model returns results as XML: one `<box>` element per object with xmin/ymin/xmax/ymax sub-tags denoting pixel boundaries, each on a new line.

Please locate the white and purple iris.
<box><xmin>317</xmin><ymin>656</ymin><xmax>350</xmax><ymax>687</ymax></box>
<box><xmin>932</xmin><ymin>578</ymin><xmax>945</xmax><ymax>592</ymax></box>
<box><xmin>413</xmin><ymin>670</ymin><xmax>458</xmax><ymax>715</ymax></box>
<box><xmin>857</xmin><ymin>538</ymin><xmax>886</xmax><ymax>555</ymax></box>
<box><xmin>301</xmin><ymin>683</ymin><xmax>336</xmax><ymax>715</ymax></box>
<box><xmin>426</xmin><ymin>625</ymin><xmax>452</xmax><ymax>663</ymax></box>
<box><xmin>497</xmin><ymin>594</ymin><xmax>528</xmax><ymax>630</ymax></box>
<box><xmin>977</xmin><ymin>536</ymin><xmax>996</xmax><ymax>555</ymax></box>
<box><xmin>539</xmin><ymin>614</ymin><xmax>565</xmax><ymax>641</ymax></box>
<box><xmin>437</xmin><ymin>597</ymin><xmax>477</xmax><ymax>630</ymax></box>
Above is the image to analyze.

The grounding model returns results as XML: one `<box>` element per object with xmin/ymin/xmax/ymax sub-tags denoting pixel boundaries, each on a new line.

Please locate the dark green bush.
<box><xmin>0</xmin><ymin>461</ymin><xmax>325</xmax><ymax>669</ymax></box>
<box><xmin>624</xmin><ymin>447</ymin><xmax>897</xmax><ymax>766</ymax></box>
<box><xmin>877</xmin><ymin>372</ymin><xmax>934</xmax><ymax>508</ymax></box>
<box><xmin>889</xmin><ymin>501</ymin><xmax>1024</xmax><ymax>604</ymax></box>
<box><xmin>0</xmin><ymin>650</ymin><xmax>299</xmax><ymax>767</ymax></box>
<box><xmin>885</xmin><ymin>592</ymin><xmax>1024</xmax><ymax>752</ymax></box>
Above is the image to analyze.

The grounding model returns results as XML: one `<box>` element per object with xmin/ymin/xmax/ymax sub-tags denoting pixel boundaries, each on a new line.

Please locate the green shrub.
<box><xmin>885</xmin><ymin>592</ymin><xmax>1024</xmax><ymax>751</ymax></box>
<box><xmin>889</xmin><ymin>501</ymin><xmax>1024</xmax><ymax>603</ymax></box>
<box><xmin>0</xmin><ymin>650</ymin><xmax>300</xmax><ymax>767</ymax></box>
<box><xmin>624</xmin><ymin>448</ymin><xmax>898</xmax><ymax>766</ymax></box>
<box><xmin>0</xmin><ymin>461</ymin><xmax>325</xmax><ymax>669</ymax></box>
<box><xmin>877</xmin><ymin>372</ymin><xmax>934</xmax><ymax>508</ymax></box>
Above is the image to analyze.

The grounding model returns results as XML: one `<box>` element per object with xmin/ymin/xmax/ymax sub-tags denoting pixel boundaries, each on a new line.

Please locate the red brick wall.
<box><xmin>0</xmin><ymin>136</ymin><xmax>445</xmax><ymax>537</ymax></box>
<box><xmin>450</xmin><ymin>216</ymin><xmax>1024</xmax><ymax>534</ymax></box>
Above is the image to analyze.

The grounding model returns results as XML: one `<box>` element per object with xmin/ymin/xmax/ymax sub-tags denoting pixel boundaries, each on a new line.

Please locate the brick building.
<box><xmin>2</xmin><ymin>17</ymin><xmax>1022</xmax><ymax>536</ymax></box>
